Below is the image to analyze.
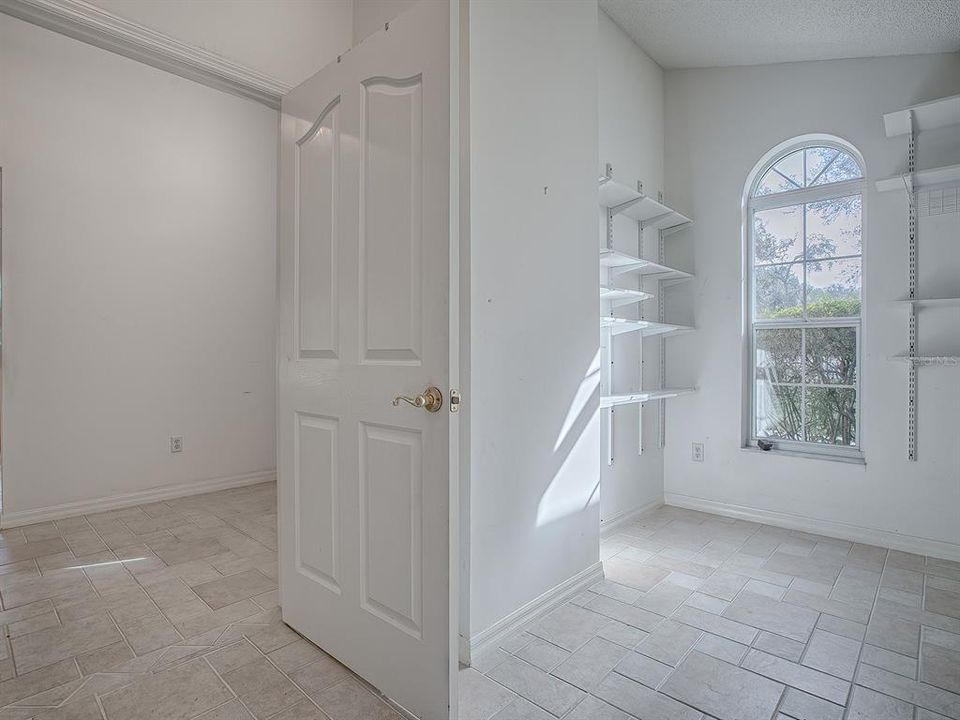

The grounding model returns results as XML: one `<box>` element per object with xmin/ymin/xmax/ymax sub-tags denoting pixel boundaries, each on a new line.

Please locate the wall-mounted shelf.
<box><xmin>600</xmin><ymin>388</ymin><xmax>695</xmax><ymax>408</ymax></box>
<box><xmin>883</xmin><ymin>95</ymin><xmax>960</xmax><ymax>137</ymax></box>
<box><xmin>601</xmin><ymin>316</ymin><xmax>693</xmax><ymax>337</ymax></box>
<box><xmin>892</xmin><ymin>297</ymin><xmax>960</xmax><ymax>307</ymax></box>
<box><xmin>601</xmin><ymin>286</ymin><xmax>654</xmax><ymax>307</ymax></box>
<box><xmin>599</xmin><ymin>249</ymin><xmax>693</xmax><ymax>281</ymax></box>
<box><xmin>599</xmin><ymin>163</ymin><xmax>696</xmax><ymax>465</ymax></box>
<box><xmin>598</xmin><ymin>177</ymin><xmax>691</xmax><ymax>231</ymax></box>
<box><xmin>890</xmin><ymin>355</ymin><xmax>960</xmax><ymax>367</ymax></box>
<box><xmin>876</xmin><ymin>164</ymin><xmax>960</xmax><ymax>193</ymax></box>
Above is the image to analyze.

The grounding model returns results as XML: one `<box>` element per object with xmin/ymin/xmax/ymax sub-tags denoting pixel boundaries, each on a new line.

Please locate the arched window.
<box><xmin>745</xmin><ymin>139</ymin><xmax>864</xmax><ymax>457</ymax></box>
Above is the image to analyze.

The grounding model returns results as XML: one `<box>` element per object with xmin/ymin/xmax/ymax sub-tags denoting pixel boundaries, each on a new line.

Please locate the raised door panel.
<box><xmin>359</xmin><ymin>77</ymin><xmax>423</xmax><ymax>365</ymax></box>
<box><xmin>358</xmin><ymin>422</ymin><xmax>422</xmax><ymax>639</ymax></box>
<box><xmin>294</xmin><ymin>412</ymin><xmax>340</xmax><ymax>594</ymax></box>
<box><xmin>296</xmin><ymin>98</ymin><xmax>341</xmax><ymax>359</ymax></box>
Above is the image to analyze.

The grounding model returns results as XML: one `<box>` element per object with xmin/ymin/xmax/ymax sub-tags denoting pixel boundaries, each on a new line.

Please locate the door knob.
<box><xmin>393</xmin><ymin>386</ymin><xmax>443</xmax><ymax>413</ymax></box>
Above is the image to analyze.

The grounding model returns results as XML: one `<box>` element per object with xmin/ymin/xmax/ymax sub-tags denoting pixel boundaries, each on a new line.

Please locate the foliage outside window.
<box><xmin>748</xmin><ymin>144</ymin><xmax>863</xmax><ymax>453</ymax></box>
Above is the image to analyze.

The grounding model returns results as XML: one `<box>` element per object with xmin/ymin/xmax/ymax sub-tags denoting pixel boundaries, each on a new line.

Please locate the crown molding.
<box><xmin>0</xmin><ymin>0</ymin><xmax>291</xmax><ymax>108</ymax></box>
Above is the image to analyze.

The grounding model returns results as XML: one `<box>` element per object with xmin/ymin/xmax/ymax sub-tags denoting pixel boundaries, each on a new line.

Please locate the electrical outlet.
<box><xmin>692</xmin><ymin>442</ymin><xmax>704</xmax><ymax>462</ymax></box>
<box><xmin>170</xmin><ymin>436</ymin><xmax>183</xmax><ymax>453</ymax></box>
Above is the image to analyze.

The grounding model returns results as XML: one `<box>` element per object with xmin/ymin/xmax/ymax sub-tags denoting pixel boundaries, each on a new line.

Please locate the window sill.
<box><xmin>741</xmin><ymin>445</ymin><xmax>866</xmax><ymax>466</ymax></box>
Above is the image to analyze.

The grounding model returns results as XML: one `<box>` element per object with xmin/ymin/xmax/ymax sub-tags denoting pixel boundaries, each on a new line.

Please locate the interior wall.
<box><xmin>352</xmin><ymin>0</ymin><xmax>421</xmax><ymax>46</ymax></box>
<box><xmin>468</xmin><ymin>0</ymin><xmax>600</xmax><ymax>637</ymax></box>
<box><xmin>663</xmin><ymin>52</ymin><xmax>960</xmax><ymax>557</ymax></box>
<box><xmin>0</xmin><ymin>16</ymin><xmax>279</xmax><ymax>519</ymax></box>
<box><xmin>597</xmin><ymin>10</ymin><xmax>679</xmax><ymax>527</ymax></box>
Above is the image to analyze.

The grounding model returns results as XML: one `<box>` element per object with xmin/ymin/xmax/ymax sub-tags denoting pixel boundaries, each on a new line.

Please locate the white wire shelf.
<box><xmin>598</xmin><ymin>177</ymin><xmax>692</xmax><ymax>231</ymax></box>
<box><xmin>890</xmin><ymin>355</ymin><xmax>960</xmax><ymax>367</ymax></box>
<box><xmin>599</xmin><ymin>249</ymin><xmax>693</xmax><ymax>281</ymax></box>
<box><xmin>601</xmin><ymin>316</ymin><xmax>694</xmax><ymax>337</ymax></box>
<box><xmin>883</xmin><ymin>95</ymin><xmax>960</xmax><ymax>137</ymax></box>
<box><xmin>601</xmin><ymin>286</ymin><xmax>654</xmax><ymax>307</ymax></box>
<box><xmin>876</xmin><ymin>164</ymin><xmax>960</xmax><ymax>193</ymax></box>
<box><xmin>892</xmin><ymin>297</ymin><xmax>960</xmax><ymax>307</ymax></box>
<box><xmin>601</xmin><ymin>388</ymin><xmax>695</xmax><ymax>408</ymax></box>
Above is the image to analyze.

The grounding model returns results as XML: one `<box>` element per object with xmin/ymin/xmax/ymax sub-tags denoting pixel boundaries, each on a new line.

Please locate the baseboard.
<box><xmin>600</xmin><ymin>498</ymin><xmax>664</xmax><ymax>538</ymax></box>
<box><xmin>466</xmin><ymin>561</ymin><xmax>604</xmax><ymax>667</ymax></box>
<box><xmin>458</xmin><ymin>634</ymin><xmax>470</xmax><ymax>666</ymax></box>
<box><xmin>664</xmin><ymin>492</ymin><xmax>960</xmax><ymax>563</ymax></box>
<box><xmin>0</xmin><ymin>469</ymin><xmax>276</xmax><ymax>528</ymax></box>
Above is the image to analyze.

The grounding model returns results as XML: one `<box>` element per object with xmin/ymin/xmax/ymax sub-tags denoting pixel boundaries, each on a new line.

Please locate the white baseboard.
<box><xmin>466</xmin><ymin>561</ymin><xmax>604</xmax><ymax>667</ymax></box>
<box><xmin>665</xmin><ymin>492</ymin><xmax>960</xmax><ymax>563</ymax></box>
<box><xmin>458</xmin><ymin>634</ymin><xmax>470</xmax><ymax>666</ymax></box>
<box><xmin>0</xmin><ymin>470</ymin><xmax>276</xmax><ymax>528</ymax></box>
<box><xmin>600</xmin><ymin>498</ymin><xmax>664</xmax><ymax>538</ymax></box>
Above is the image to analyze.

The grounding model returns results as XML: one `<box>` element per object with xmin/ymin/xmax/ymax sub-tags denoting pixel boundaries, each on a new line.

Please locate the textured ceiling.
<box><xmin>599</xmin><ymin>0</ymin><xmax>960</xmax><ymax>68</ymax></box>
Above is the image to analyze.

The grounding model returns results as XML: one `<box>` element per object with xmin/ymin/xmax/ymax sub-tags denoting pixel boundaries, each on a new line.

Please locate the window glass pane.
<box><xmin>757</xmin><ymin>328</ymin><xmax>802</xmax><ymax>383</ymax></box>
<box><xmin>772</xmin><ymin>150</ymin><xmax>804</xmax><ymax>189</ymax></box>
<box><xmin>754</xmin><ymin>205</ymin><xmax>802</xmax><ymax>265</ymax></box>
<box><xmin>756</xmin><ymin>384</ymin><xmax>802</xmax><ymax>441</ymax></box>
<box><xmin>805</xmin><ymin>147</ymin><xmax>839</xmax><ymax>185</ymax></box>
<box><xmin>811</xmin><ymin>151</ymin><xmax>862</xmax><ymax>185</ymax></box>
<box><xmin>806</xmin><ymin>257</ymin><xmax>861</xmax><ymax>317</ymax></box>
<box><xmin>805</xmin><ymin>327</ymin><xmax>857</xmax><ymax>385</ymax></box>
<box><xmin>755</xmin><ymin>170</ymin><xmax>796</xmax><ymax>196</ymax></box>
<box><xmin>806</xmin><ymin>196</ymin><xmax>862</xmax><ymax>260</ymax></box>
<box><xmin>804</xmin><ymin>387</ymin><xmax>857</xmax><ymax>445</ymax></box>
<box><xmin>755</xmin><ymin>264</ymin><xmax>803</xmax><ymax>319</ymax></box>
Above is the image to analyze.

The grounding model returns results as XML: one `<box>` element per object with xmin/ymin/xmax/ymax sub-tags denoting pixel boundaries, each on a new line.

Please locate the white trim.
<box><xmin>740</xmin><ymin>444</ymin><xmax>865</xmax><ymax>465</ymax></box>
<box><xmin>600</xmin><ymin>498</ymin><xmax>664</xmax><ymax>538</ymax></box>
<box><xmin>0</xmin><ymin>470</ymin><xmax>276</xmax><ymax>528</ymax></box>
<box><xmin>664</xmin><ymin>493</ymin><xmax>960</xmax><ymax>563</ymax></box>
<box><xmin>465</xmin><ymin>561</ymin><xmax>604</xmax><ymax>667</ymax></box>
<box><xmin>749</xmin><ymin>178</ymin><xmax>864</xmax><ymax>211</ymax></box>
<box><xmin>0</xmin><ymin>0</ymin><xmax>291</xmax><ymax>108</ymax></box>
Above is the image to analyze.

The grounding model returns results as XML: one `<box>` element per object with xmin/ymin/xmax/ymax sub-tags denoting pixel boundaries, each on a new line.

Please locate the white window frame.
<box><xmin>743</xmin><ymin>139</ymin><xmax>866</xmax><ymax>463</ymax></box>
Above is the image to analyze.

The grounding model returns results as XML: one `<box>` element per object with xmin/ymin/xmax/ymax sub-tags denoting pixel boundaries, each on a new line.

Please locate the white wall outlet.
<box><xmin>170</xmin><ymin>436</ymin><xmax>183</xmax><ymax>453</ymax></box>
<box><xmin>692</xmin><ymin>442</ymin><xmax>704</xmax><ymax>462</ymax></box>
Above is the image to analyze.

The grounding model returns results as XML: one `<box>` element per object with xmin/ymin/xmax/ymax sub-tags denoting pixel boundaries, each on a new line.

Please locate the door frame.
<box><xmin>448</xmin><ymin>0</ymin><xmax>467</xmax><ymax>713</ymax></box>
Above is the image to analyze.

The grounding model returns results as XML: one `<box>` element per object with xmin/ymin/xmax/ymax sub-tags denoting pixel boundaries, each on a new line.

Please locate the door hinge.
<box><xmin>449</xmin><ymin>389</ymin><xmax>461</xmax><ymax>413</ymax></box>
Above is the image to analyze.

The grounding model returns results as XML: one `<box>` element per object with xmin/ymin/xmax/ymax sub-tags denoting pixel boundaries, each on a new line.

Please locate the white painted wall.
<box><xmin>0</xmin><ymin>16</ymin><xmax>278</xmax><ymax>518</ymax></box>
<box><xmin>88</xmin><ymin>0</ymin><xmax>354</xmax><ymax>87</ymax></box>
<box><xmin>663</xmin><ymin>53</ymin><xmax>960</xmax><ymax>557</ymax></box>
<box><xmin>467</xmin><ymin>0</ymin><xmax>600</xmax><ymax>637</ymax></box>
<box><xmin>597</xmin><ymin>10</ymin><xmax>678</xmax><ymax>527</ymax></box>
<box><xmin>353</xmin><ymin>0</ymin><xmax>421</xmax><ymax>46</ymax></box>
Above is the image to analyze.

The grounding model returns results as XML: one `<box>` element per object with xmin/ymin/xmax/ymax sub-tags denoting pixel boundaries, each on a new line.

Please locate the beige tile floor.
<box><xmin>0</xmin><ymin>482</ymin><xmax>405</xmax><ymax>720</ymax></box>
<box><xmin>461</xmin><ymin>505</ymin><xmax>960</xmax><ymax>720</ymax></box>
<box><xmin>2</xmin><ymin>484</ymin><xmax>959</xmax><ymax>719</ymax></box>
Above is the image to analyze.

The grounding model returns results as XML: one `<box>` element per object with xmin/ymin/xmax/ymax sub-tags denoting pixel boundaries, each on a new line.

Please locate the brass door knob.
<box><xmin>392</xmin><ymin>386</ymin><xmax>443</xmax><ymax>413</ymax></box>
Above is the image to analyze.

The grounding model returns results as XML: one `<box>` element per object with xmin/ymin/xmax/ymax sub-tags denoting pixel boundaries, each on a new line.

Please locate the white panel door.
<box><xmin>277</xmin><ymin>3</ymin><xmax>453</xmax><ymax>718</ymax></box>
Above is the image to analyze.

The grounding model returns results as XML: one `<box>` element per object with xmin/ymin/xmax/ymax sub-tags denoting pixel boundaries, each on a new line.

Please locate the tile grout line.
<box><xmin>80</xmin><ymin>508</ymin><xmax>193</xmax><ymax>665</ymax></box>
<box><xmin>839</xmin><ymin>546</ymin><xmax>890</xmax><ymax>720</ymax></box>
